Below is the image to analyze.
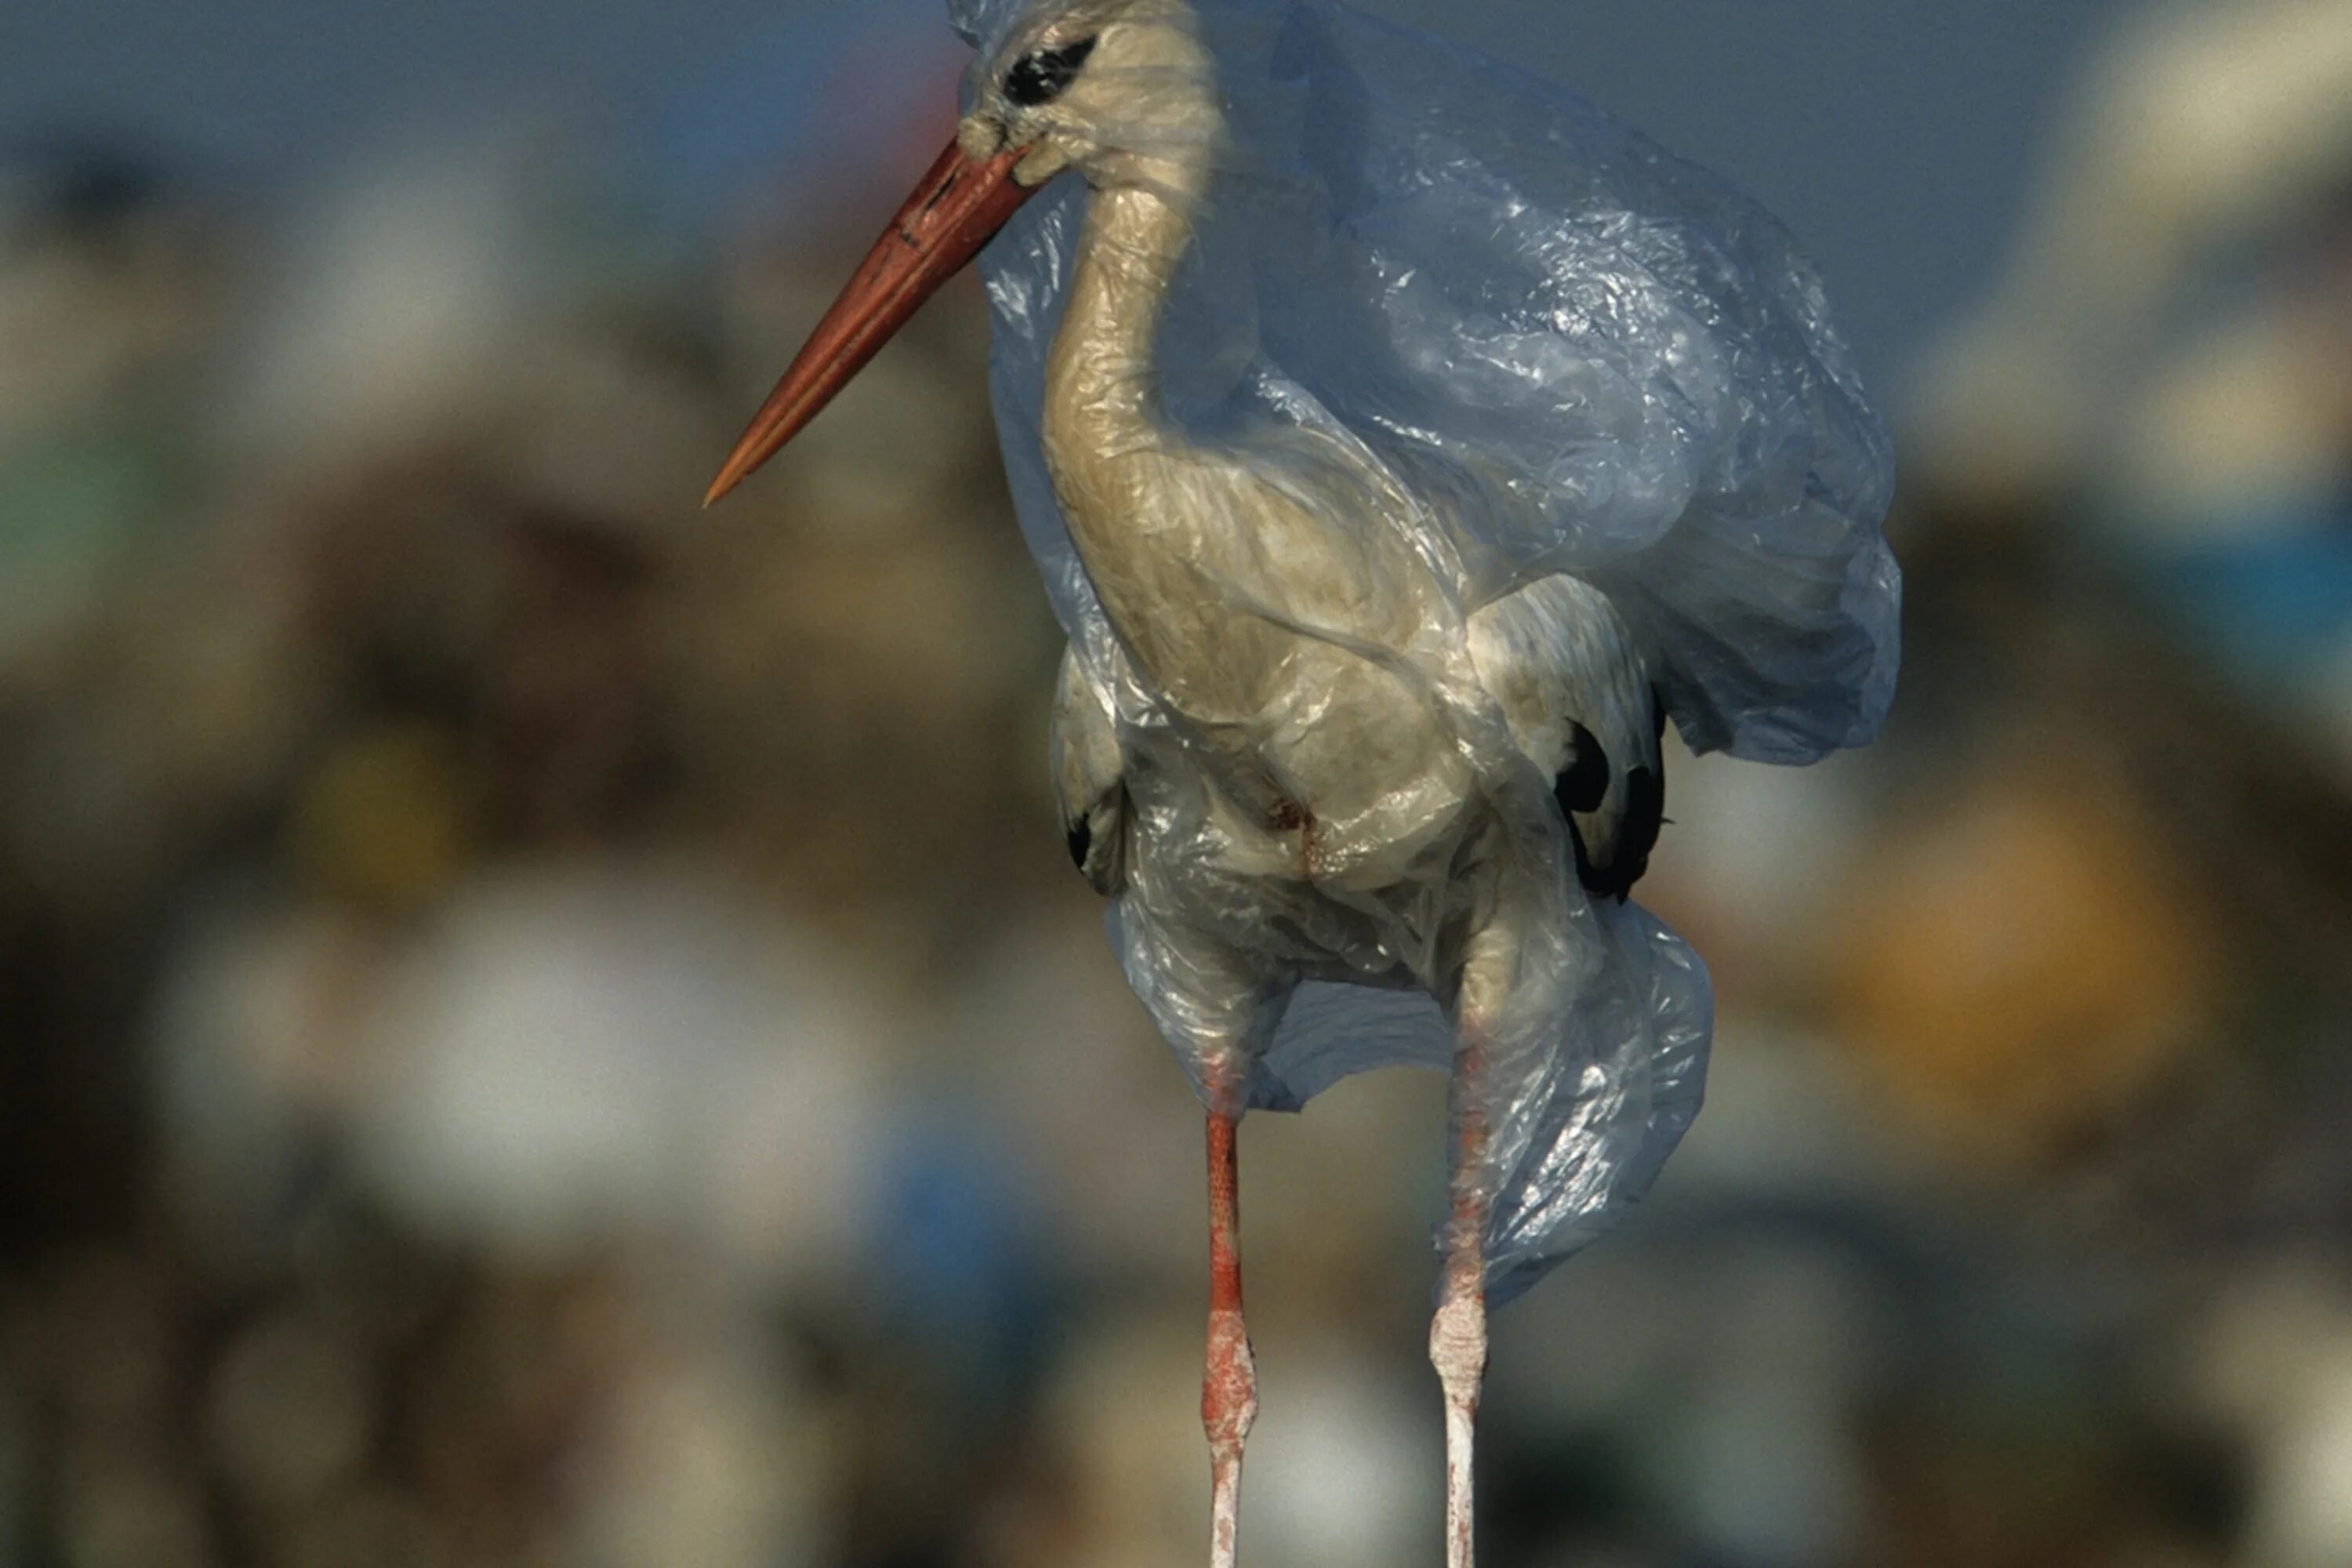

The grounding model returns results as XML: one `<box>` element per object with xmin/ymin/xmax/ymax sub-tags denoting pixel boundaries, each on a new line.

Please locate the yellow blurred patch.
<box><xmin>1828</xmin><ymin>750</ymin><xmax>2220</xmax><ymax>1163</ymax></box>
<box><xmin>290</xmin><ymin>724</ymin><xmax>472</xmax><ymax>909</ymax></box>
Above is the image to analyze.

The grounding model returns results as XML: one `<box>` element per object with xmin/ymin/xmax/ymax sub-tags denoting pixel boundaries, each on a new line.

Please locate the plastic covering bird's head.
<box><xmin>957</xmin><ymin>0</ymin><xmax>1221</xmax><ymax>194</ymax></box>
<box><xmin>705</xmin><ymin>0</ymin><xmax>1218</xmax><ymax>504</ymax></box>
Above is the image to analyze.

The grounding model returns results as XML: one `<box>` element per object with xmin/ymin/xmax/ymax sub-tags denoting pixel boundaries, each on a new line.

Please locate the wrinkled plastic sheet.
<box><xmin>948</xmin><ymin>0</ymin><xmax>1897</xmax><ymax>1298</ymax></box>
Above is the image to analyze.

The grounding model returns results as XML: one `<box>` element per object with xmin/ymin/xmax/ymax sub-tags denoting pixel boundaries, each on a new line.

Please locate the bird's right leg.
<box><xmin>1432</xmin><ymin>1029</ymin><xmax>1490</xmax><ymax>1568</ymax></box>
<box><xmin>1435</xmin><ymin>921</ymin><xmax>1517</xmax><ymax>1568</ymax></box>
<box><xmin>1203</xmin><ymin>1070</ymin><xmax>1257</xmax><ymax>1568</ymax></box>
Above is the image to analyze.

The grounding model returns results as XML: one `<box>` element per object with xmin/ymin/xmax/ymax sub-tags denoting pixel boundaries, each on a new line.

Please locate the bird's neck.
<box><xmin>1033</xmin><ymin>149</ymin><xmax>1466</xmax><ymax>808</ymax></box>
<box><xmin>1044</xmin><ymin>167</ymin><xmax>1201</xmax><ymax>444</ymax></box>
<box><xmin>1044</xmin><ymin>161</ymin><xmax>1294</xmax><ymax>714</ymax></box>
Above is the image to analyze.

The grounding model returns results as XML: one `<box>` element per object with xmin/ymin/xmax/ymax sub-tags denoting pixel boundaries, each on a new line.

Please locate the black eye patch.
<box><xmin>1004</xmin><ymin>35</ymin><xmax>1098</xmax><ymax>107</ymax></box>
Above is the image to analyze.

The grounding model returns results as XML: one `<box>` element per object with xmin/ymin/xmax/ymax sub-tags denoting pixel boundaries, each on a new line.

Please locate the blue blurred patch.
<box><xmin>2136</xmin><ymin>503</ymin><xmax>2352</xmax><ymax>685</ymax></box>
<box><xmin>865</xmin><ymin>1110</ymin><xmax>1057</xmax><ymax>1407</ymax></box>
<box><xmin>648</xmin><ymin>0</ymin><xmax>964</xmax><ymax>230</ymax></box>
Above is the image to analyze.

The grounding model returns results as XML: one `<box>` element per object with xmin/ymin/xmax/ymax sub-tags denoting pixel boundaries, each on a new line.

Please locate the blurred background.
<box><xmin>3</xmin><ymin>0</ymin><xmax>2350</xmax><ymax>1564</ymax></box>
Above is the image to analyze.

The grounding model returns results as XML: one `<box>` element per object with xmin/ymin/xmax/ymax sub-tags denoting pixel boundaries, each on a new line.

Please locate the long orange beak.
<box><xmin>704</xmin><ymin>138</ymin><xmax>1040</xmax><ymax>506</ymax></box>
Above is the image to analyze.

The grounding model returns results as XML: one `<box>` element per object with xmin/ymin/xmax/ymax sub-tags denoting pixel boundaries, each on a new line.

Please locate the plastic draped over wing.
<box><xmin>946</xmin><ymin>0</ymin><xmax>1893</xmax><ymax>1297</ymax></box>
<box><xmin>953</xmin><ymin>0</ymin><xmax>1899</xmax><ymax>763</ymax></box>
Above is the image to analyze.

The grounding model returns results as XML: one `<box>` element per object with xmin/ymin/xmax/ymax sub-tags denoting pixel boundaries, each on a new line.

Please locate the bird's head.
<box><xmin>704</xmin><ymin>0</ymin><xmax>1218</xmax><ymax>505</ymax></box>
<box><xmin>958</xmin><ymin>0</ymin><xmax>1220</xmax><ymax>196</ymax></box>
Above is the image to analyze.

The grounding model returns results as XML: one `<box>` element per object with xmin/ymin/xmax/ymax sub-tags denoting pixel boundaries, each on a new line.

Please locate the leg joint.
<box><xmin>1203</xmin><ymin>1306</ymin><xmax>1258</xmax><ymax>1448</ymax></box>
<box><xmin>1428</xmin><ymin>1294</ymin><xmax>1488</xmax><ymax>1403</ymax></box>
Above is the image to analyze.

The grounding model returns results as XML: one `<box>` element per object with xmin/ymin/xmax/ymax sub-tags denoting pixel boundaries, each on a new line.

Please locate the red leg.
<box><xmin>1431</xmin><ymin>1035</ymin><xmax>1490</xmax><ymax>1568</ymax></box>
<box><xmin>1203</xmin><ymin>1106</ymin><xmax>1257</xmax><ymax>1568</ymax></box>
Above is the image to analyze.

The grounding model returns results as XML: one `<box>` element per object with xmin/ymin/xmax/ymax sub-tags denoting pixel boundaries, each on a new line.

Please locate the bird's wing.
<box><xmin>1048</xmin><ymin>645</ymin><xmax>1129</xmax><ymax>895</ymax></box>
<box><xmin>1468</xmin><ymin>574</ymin><xmax>1663</xmax><ymax>901</ymax></box>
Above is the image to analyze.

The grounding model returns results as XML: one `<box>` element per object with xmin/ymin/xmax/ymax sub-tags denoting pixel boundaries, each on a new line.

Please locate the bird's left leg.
<box><xmin>1202</xmin><ymin>1065</ymin><xmax>1256</xmax><ymax>1568</ymax></box>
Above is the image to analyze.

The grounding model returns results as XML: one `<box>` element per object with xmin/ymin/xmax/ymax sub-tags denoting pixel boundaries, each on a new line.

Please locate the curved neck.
<box><xmin>1043</xmin><ymin>159</ymin><xmax>1290</xmax><ymax>718</ymax></box>
<box><xmin>1044</xmin><ymin>162</ymin><xmax>1203</xmax><ymax>447</ymax></box>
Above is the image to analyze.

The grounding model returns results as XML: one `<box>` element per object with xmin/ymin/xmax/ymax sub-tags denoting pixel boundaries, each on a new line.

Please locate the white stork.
<box><xmin>706</xmin><ymin>0</ymin><xmax>1897</xmax><ymax>1563</ymax></box>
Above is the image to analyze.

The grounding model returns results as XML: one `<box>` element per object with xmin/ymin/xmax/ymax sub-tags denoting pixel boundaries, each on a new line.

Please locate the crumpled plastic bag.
<box><xmin>948</xmin><ymin>0</ymin><xmax>1897</xmax><ymax>1299</ymax></box>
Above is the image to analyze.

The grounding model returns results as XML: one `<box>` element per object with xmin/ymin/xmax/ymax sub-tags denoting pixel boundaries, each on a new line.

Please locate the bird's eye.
<box><xmin>1004</xmin><ymin>35</ymin><xmax>1097</xmax><ymax>107</ymax></box>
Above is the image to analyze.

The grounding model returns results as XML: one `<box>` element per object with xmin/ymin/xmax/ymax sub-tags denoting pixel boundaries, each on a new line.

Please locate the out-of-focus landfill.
<box><xmin>4</xmin><ymin>0</ymin><xmax>2352</xmax><ymax>1563</ymax></box>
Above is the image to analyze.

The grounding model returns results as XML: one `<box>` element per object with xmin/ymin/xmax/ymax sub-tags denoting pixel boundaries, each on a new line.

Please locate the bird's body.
<box><xmin>1017</xmin><ymin>73</ymin><xmax>1686</xmax><ymax>1551</ymax></box>
<box><xmin>705</xmin><ymin>1</ymin><xmax>1896</xmax><ymax>1561</ymax></box>
<box><xmin>1050</xmin><ymin>573</ymin><xmax>1661</xmax><ymax>982</ymax></box>
<box><xmin>1040</xmin><ymin>122</ymin><xmax>1664</xmax><ymax>1064</ymax></box>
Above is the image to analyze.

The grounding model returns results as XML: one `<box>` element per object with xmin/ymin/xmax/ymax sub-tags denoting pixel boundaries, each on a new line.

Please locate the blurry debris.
<box><xmin>1247</xmin><ymin>1352</ymin><xmax>1435</xmax><ymax>1568</ymax></box>
<box><xmin>1827</xmin><ymin>741</ymin><xmax>2218</xmax><ymax>1164</ymax></box>
<box><xmin>2183</xmin><ymin>1258</ymin><xmax>2352</xmax><ymax>1568</ymax></box>
<box><xmin>0</xmin><ymin>139</ymin><xmax>221</xmax><ymax>669</ymax></box>
<box><xmin>1814</xmin><ymin>519</ymin><xmax>2352</xmax><ymax>1229</ymax></box>
<box><xmin>0</xmin><ymin>138</ymin><xmax>219</xmax><ymax>441</ymax></box>
<box><xmin>289</xmin><ymin>723</ymin><xmax>476</xmax><ymax>910</ymax></box>
<box><xmin>1912</xmin><ymin>0</ymin><xmax>2352</xmax><ymax>514</ymax></box>
<box><xmin>582</xmin><ymin>1322</ymin><xmax>831</xmax><ymax>1568</ymax></box>
<box><xmin>1911</xmin><ymin>0</ymin><xmax>2352</xmax><ymax>764</ymax></box>
<box><xmin>206</xmin><ymin>1307</ymin><xmax>376</xmax><ymax>1511</ymax></box>
<box><xmin>230</xmin><ymin>125</ymin><xmax>719</xmax><ymax>528</ymax></box>
<box><xmin>350</xmin><ymin>868</ymin><xmax>894</xmax><ymax>1280</ymax></box>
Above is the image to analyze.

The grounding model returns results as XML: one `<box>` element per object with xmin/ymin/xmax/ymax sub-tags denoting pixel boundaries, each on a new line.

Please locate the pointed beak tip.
<box><xmin>702</xmin><ymin>445</ymin><xmax>764</xmax><ymax>508</ymax></box>
<box><xmin>704</xmin><ymin>136</ymin><xmax>1038</xmax><ymax>519</ymax></box>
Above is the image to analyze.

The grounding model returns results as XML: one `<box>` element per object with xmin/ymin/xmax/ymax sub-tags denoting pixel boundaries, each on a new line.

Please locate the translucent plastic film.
<box><xmin>957</xmin><ymin>0</ymin><xmax>1899</xmax><ymax>762</ymax></box>
<box><xmin>955</xmin><ymin>0</ymin><xmax>1896</xmax><ymax>1294</ymax></box>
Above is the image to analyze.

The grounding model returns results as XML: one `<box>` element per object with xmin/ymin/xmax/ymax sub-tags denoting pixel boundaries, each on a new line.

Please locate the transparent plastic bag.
<box><xmin>952</xmin><ymin>0</ymin><xmax>1896</xmax><ymax>1294</ymax></box>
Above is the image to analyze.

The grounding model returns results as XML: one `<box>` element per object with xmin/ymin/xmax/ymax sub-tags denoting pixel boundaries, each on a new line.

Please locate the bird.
<box><xmin>704</xmin><ymin>0</ymin><xmax>1899</xmax><ymax>1563</ymax></box>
